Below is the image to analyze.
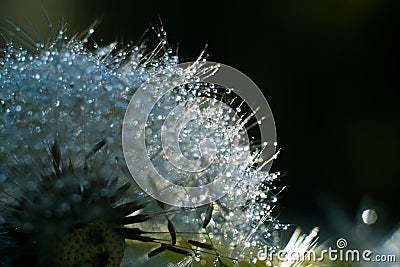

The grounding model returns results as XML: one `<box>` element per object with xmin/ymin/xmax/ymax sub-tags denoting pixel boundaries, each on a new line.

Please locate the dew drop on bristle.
<box><xmin>0</xmin><ymin>22</ymin><xmax>290</xmax><ymax>267</ymax></box>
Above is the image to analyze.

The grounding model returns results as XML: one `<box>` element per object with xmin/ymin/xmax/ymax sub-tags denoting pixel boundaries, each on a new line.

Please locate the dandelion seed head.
<box><xmin>53</xmin><ymin>222</ymin><xmax>125</xmax><ymax>267</ymax></box>
<box><xmin>0</xmin><ymin>35</ymin><xmax>143</xmax><ymax>168</ymax></box>
<box><xmin>0</xmin><ymin>138</ymin><xmax>151</xmax><ymax>266</ymax></box>
<box><xmin>0</xmin><ymin>22</ymin><xmax>296</xmax><ymax>267</ymax></box>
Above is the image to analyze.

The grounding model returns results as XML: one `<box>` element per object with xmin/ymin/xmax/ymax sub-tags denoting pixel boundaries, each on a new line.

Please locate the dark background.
<box><xmin>1</xmin><ymin>0</ymin><xmax>399</xmax><ymax>247</ymax></box>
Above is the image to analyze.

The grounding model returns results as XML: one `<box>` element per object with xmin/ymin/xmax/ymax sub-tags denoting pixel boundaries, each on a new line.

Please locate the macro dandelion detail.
<box><xmin>0</xmin><ymin>140</ymin><xmax>148</xmax><ymax>266</ymax></box>
<box><xmin>0</xmin><ymin>20</ymin><xmax>316</xmax><ymax>267</ymax></box>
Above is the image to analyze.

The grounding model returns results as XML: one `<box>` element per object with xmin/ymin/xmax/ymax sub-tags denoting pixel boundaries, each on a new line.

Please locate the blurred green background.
<box><xmin>1</xmin><ymin>0</ymin><xmax>399</xmax><ymax>247</ymax></box>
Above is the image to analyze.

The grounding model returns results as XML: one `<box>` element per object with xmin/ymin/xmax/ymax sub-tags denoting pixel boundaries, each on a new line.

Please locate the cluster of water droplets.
<box><xmin>147</xmin><ymin>84</ymin><xmax>243</xmax><ymax>185</ymax></box>
<box><xmin>0</xmin><ymin>28</ymin><xmax>146</xmax><ymax>168</ymax></box>
<box><xmin>0</xmin><ymin>25</ymin><xmax>288</xmax><ymax>266</ymax></box>
<box><xmin>130</xmin><ymin>60</ymin><xmax>288</xmax><ymax>265</ymax></box>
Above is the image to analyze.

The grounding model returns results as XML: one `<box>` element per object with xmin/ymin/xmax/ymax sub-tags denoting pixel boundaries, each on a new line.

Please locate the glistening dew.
<box><xmin>0</xmin><ymin>21</ymin><xmax>318</xmax><ymax>267</ymax></box>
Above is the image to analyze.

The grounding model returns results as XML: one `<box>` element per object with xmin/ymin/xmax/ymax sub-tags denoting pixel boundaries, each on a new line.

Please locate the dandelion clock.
<box><xmin>0</xmin><ymin>19</ymin><xmax>320</xmax><ymax>267</ymax></box>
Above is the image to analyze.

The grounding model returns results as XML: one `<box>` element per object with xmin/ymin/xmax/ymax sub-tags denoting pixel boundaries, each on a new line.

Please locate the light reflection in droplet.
<box><xmin>362</xmin><ymin>209</ymin><xmax>378</xmax><ymax>224</ymax></box>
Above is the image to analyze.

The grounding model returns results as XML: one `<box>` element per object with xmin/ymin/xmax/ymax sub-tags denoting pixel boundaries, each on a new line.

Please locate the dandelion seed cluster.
<box><xmin>0</xmin><ymin>28</ymin><xmax>143</xmax><ymax>163</ymax></box>
<box><xmin>0</xmin><ymin>24</ymin><xmax>292</xmax><ymax>267</ymax></box>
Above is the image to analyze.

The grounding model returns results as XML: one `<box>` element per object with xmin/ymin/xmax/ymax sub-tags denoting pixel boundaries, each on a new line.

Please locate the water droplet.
<box><xmin>250</xmin><ymin>256</ymin><xmax>258</xmax><ymax>263</ymax></box>
<box><xmin>212</xmin><ymin>256</ymin><xmax>219</xmax><ymax>266</ymax></box>
<box><xmin>362</xmin><ymin>209</ymin><xmax>377</xmax><ymax>224</ymax></box>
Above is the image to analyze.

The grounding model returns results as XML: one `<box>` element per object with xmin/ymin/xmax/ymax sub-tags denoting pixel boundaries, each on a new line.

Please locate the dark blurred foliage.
<box><xmin>1</xmin><ymin>0</ymin><xmax>399</xmax><ymax>244</ymax></box>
